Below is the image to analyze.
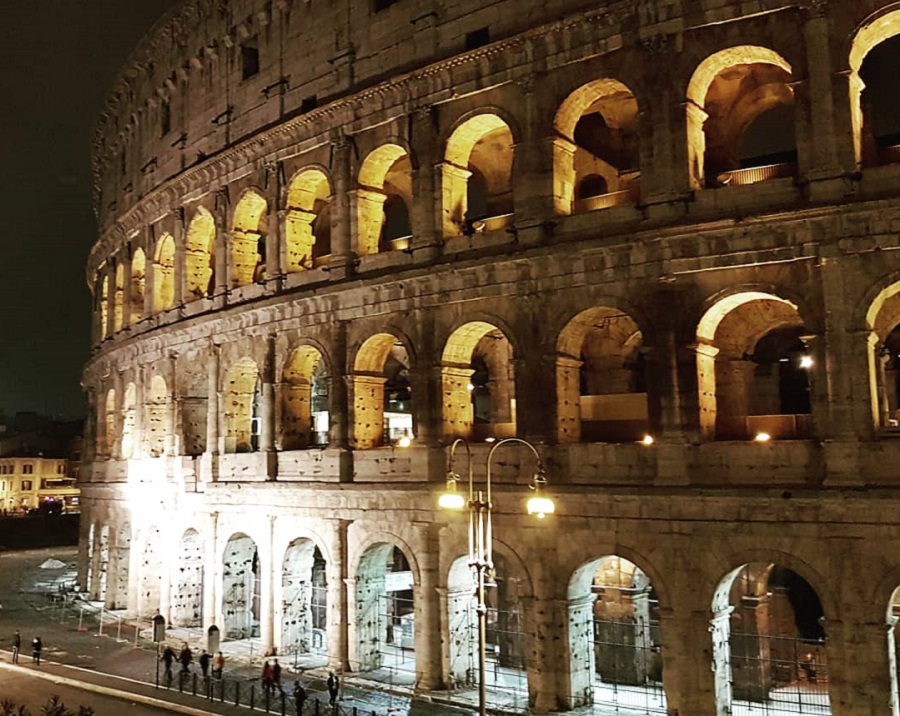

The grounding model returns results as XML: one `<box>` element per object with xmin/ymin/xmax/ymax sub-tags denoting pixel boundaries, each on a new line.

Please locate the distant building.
<box><xmin>0</xmin><ymin>456</ymin><xmax>79</xmax><ymax>513</ymax></box>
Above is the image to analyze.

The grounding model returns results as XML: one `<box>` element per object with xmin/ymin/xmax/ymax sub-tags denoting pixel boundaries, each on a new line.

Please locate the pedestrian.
<box><xmin>327</xmin><ymin>671</ymin><xmax>339</xmax><ymax>706</ymax></box>
<box><xmin>199</xmin><ymin>650</ymin><xmax>211</xmax><ymax>679</ymax></box>
<box><xmin>292</xmin><ymin>680</ymin><xmax>307</xmax><ymax>715</ymax></box>
<box><xmin>161</xmin><ymin>645</ymin><xmax>176</xmax><ymax>684</ymax></box>
<box><xmin>179</xmin><ymin>643</ymin><xmax>193</xmax><ymax>673</ymax></box>
<box><xmin>31</xmin><ymin>636</ymin><xmax>42</xmax><ymax>665</ymax></box>
<box><xmin>261</xmin><ymin>659</ymin><xmax>273</xmax><ymax>693</ymax></box>
<box><xmin>272</xmin><ymin>658</ymin><xmax>282</xmax><ymax>693</ymax></box>
<box><xmin>213</xmin><ymin>651</ymin><xmax>225</xmax><ymax>678</ymax></box>
<box><xmin>11</xmin><ymin>630</ymin><xmax>20</xmax><ymax>664</ymax></box>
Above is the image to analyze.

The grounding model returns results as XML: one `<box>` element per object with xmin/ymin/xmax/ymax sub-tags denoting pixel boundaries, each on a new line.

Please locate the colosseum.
<box><xmin>78</xmin><ymin>0</ymin><xmax>900</xmax><ymax>713</ymax></box>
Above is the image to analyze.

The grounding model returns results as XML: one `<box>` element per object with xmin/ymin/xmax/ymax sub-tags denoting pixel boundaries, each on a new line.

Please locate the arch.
<box><xmin>281</xmin><ymin>537</ymin><xmax>328</xmax><ymax>659</ymax></box>
<box><xmin>113</xmin><ymin>263</ymin><xmax>125</xmax><ymax>333</ymax></box>
<box><xmin>102</xmin><ymin>388</ymin><xmax>116</xmax><ymax>457</ymax></box>
<box><xmin>351</xmin><ymin>333</ymin><xmax>414</xmax><ymax>449</ymax></box>
<box><xmin>130</xmin><ymin>248</ymin><xmax>146</xmax><ymax>323</ymax></box>
<box><xmin>222</xmin><ymin>532</ymin><xmax>260</xmax><ymax>639</ymax></box>
<box><xmin>556</xmin><ymin>306</ymin><xmax>649</xmax><ymax>443</ymax></box>
<box><xmin>184</xmin><ymin>207</ymin><xmax>215</xmax><ymax>300</ymax></box>
<box><xmin>121</xmin><ymin>382</ymin><xmax>137</xmax><ymax>459</ymax></box>
<box><xmin>686</xmin><ymin>46</ymin><xmax>796</xmax><ymax>189</ymax></box>
<box><xmin>223</xmin><ymin>357</ymin><xmax>260</xmax><ymax>453</ymax></box>
<box><xmin>709</xmin><ymin>557</ymin><xmax>832</xmax><ymax>715</ymax></box>
<box><xmin>285</xmin><ymin>168</ymin><xmax>332</xmax><ymax>271</ymax></box>
<box><xmin>145</xmin><ymin>374</ymin><xmax>169</xmax><ymax>457</ymax></box>
<box><xmin>282</xmin><ymin>344</ymin><xmax>329</xmax><ymax>450</ymax></box>
<box><xmin>696</xmin><ymin>291</ymin><xmax>811</xmax><ymax>441</ymax></box>
<box><xmin>231</xmin><ymin>190</ymin><xmax>268</xmax><ymax>288</ymax></box>
<box><xmin>442</xmin><ymin>113</ymin><xmax>515</xmax><ymax>238</ymax></box>
<box><xmin>356</xmin><ymin>144</ymin><xmax>413</xmax><ymax>256</ymax></box>
<box><xmin>152</xmin><ymin>233</ymin><xmax>176</xmax><ymax>313</ymax></box>
<box><xmin>98</xmin><ymin>274</ymin><xmax>109</xmax><ymax>340</ymax></box>
<box><xmin>566</xmin><ymin>554</ymin><xmax>667</xmax><ymax>711</ymax></box>
<box><xmin>353</xmin><ymin>540</ymin><xmax>417</xmax><ymax>676</ymax></box>
<box><xmin>554</xmin><ymin>78</ymin><xmax>641</xmax><ymax>215</ymax></box>
<box><xmin>441</xmin><ymin>321</ymin><xmax>517</xmax><ymax>442</ymax></box>
<box><xmin>856</xmin><ymin>276</ymin><xmax>900</xmax><ymax>433</ymax></box>
<box><xmin>172</xmin><ymin>528</ymin><xmax>204</xmax><ymax>627</ymax></box>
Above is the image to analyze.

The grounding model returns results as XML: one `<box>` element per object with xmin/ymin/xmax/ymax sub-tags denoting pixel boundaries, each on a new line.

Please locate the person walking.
<box><xmin>11</xmin><ymin>630</ymin><xmax>20</xmax><ymax>664</ymax></box>
<box><xmin>292</xmin><ymin>680</ymin><xmax>307</xmax><ymax>715</ymax></box>
<box><xmin>199</xmin><ymin>650</ymin><xmax>211</xmax><ymax>679</ymax></box>
<box><xmin>161</xmin><ymin>645</ymin><xmax>176</xmax><ymax>685</ymax></box>
<box><xmin>213</xmin><ymin>651</ymin><xmax>225</xmax><ymax>678</ymax></box>
<box><xmin>272</xmin><ymin>658</ymin><xmax>282</xmax><ymax>693</ymax></box>
<box><xmin>327</xmin><ymin>671</ymin><xmax>339</xmax><ymax>706</ymax></box>
<box><xmin>179</xmin><ymin>643</ymin><xmax>193</xmax><ymax>676</ymax></box>
<box><xmin>261</xmin><ymin>659</ymin><xmax>273</xmax><ymax>694</ymax></box>
<box><xmin>31</xmin><ymin>636</ymin><xmax>42</xmax><ymax>665</ymax></box>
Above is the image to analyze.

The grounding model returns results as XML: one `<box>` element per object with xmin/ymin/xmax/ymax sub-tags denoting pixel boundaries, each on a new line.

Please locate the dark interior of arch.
<box><xmin>860</xmin><ymin>34</ymin><xmax>900</xmax><ymax>157</ymax></box>
<box><xmin>739</xmin><ymin>104</ymin><xmax>797</xmax><ymax>168</ymax></box>
<box><xmin>574</xmin><ymin>112</ymin><xmax>639</xmax><ymax>171</ymax></box>
<box><xmin>769</xmin><ymin>566</ymin><xmax>825</xmax><ymax>640</ymax></box>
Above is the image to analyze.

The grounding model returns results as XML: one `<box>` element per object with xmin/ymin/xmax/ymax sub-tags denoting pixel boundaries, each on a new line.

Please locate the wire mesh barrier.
<box><xmin>729</xmin><ymin>633</ymin><xmax>831</xmax><ymax>715</ymax></box>
<box><xmin>591</xmin><ymin>617</ymin><xmax>667</xmax><ymax>715</ymax></box>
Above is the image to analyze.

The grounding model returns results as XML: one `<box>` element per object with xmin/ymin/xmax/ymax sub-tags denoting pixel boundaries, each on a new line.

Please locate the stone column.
<box><xmin>409</xmin><ymin>107</ymin><xmax>441</xmax><ymax>260</ymax></box>
<box><xmin>122</xmin><ymin>251</ymin><xmax>134</xmax><ymax>329</ymax></box>
<box><xmin>824</xmin><ymin>618</ymin><xmax>893</xmax><ymax>716</ymax></box>
<box><xmin>131</xmin><ymin>367</ymin><xmax>145</xmax><ymax>459</ymax></box>
<box><xmin>266</xmin><ymin>166</ymin><xmax>283</xmax><ymax>282</ymax></box>
<box><xmin>413</xmin><ymin>522</ymin><xmax>443</xmax><ymax>690</ymax></box>
<box><xmin>409</xmin><ymin>364</ymin><xmax>442</xmax><ymax>446</ymax></box>
<box><xmin>522</xmin><ymin>595</ymin><xmax>569</xmax><ymax>713</ymax></box>
<box><xmin>105</xmin><ymin>263</ymin><xmax>117</xmax><ymax>339</ymax></box>
<box><xmin>260</xmin><ymin>335</ymin><xmax>277</xmax><ymax>478</ymax></box>
<box><xmin>353</xmin><ymin>188</ymin><xmax>387</xmax><ymax>257</ymax></box>
<box><xmin>349</xmin><ymin>375</ymin><xmax>387</xmax><ymax>449</ymax></box>
<box><xmin>329</xmin><ymin>134</ymin><xmax>355</xmax><ymax>280</ymax></box>
<box><xmin>173</xmin><ymin>217</ymin><xmax>186</xmax><ymax>308</ymax></box>
<box><xmin>202</xmin><ymin>511</ymin><xmax>219</xmax><ymax>631</ymax></box>
<box><xmin>441</xmin><ymin>365</ymin><xmax>474</xmax><ymax>439</ymax></box>
<box><xmin>513</xmin><ymin>353</ymin><xmax>556</xmax><ymax>444</ymax></box>
<box><xmin>555</xmin><ymin>355</ymin><xmax>582</xmax><ymax>443</ymax></box>
<box><xmin>801</xmin><ymin>3</ymin><xmax>841</xmax><ymax>181</ymax></box>
<box><xmin>206</xmin><ymin>342</ymin><xmax>221</xmax><ymax>457</ymax></box>
<box><xmin>167</xmin><ymin>353</ymin><xmax>180</xmax><ymax>456</ymax></box>
<box><xmin>657</xmin><ymin>607</ymin><xmax>720</xmax><ymax>716</ymax></box>
<box><xmin>436</xmin><ymin>163</ymin><xmax>472</xmax><ymax>239</ymax></box>
<box><xmin>327</xmin><ymin>519</ymin><xmax>350</xmax><ymax>672</ymax></box>
<box><xmin>563</xmin><ymin>593</ymin><xmax>597</xmax><ymax>708</ymax></box>
<box><xmin>512</xmin><ymin>76</ymin><xmax>555</xmax><ymax>245</ymax></box>
<box><xmin>259</xmin><ymin>516</ymin><xmax>276</xmax><ymax>655</ymax></box>
<box><xmin>730</xmin><ymin>595</ymin><xmax>772</xmax><ymax>701</ymax></box>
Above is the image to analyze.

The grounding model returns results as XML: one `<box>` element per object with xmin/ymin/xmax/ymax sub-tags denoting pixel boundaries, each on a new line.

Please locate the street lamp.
<box><xmin>438</xmin><ymin>437</ymin><xmax>554</xmax><ymax>716</ymax></box>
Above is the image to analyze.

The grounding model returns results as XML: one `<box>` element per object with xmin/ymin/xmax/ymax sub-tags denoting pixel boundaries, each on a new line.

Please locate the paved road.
<box><xmin>0</xmin><ymin>665</ymin><xmax>174</xmax><ymax>714</ymax></box>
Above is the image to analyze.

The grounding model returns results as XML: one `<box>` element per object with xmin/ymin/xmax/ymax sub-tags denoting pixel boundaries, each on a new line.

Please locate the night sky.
<box><xmin>0</xmin><ymin>1</ymin><xmax>179</xmax><ymax>419</ymax></box>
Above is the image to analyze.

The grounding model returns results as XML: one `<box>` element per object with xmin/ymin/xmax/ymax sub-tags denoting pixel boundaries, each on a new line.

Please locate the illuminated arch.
<box><xmin>231</xmin><ymin>190</ymin><xmax>268</xmax><ymax>288</ymax></box>
<box><xmin>184</xmin><ymin>207</ymin><xmax>215</xmax><ymax>300</ymax></box>
<box><xmin>121</xmin><ymin>382</ymin><xmax>137</xmax><ymax>459</ymax></box>
<box><xmin>98</xmin><ymin>273</ymin><xmax>109</xmax><ymax>340</ymax></box>
<box><xmin>113</xmin><ymin>263</ymin><xmax>125</xmax><ymax>333</ymax></box>
<box><xmin>442</xmin><ymin>113</ymin><xmax>515</xmax><ymax>237</ymax></box>
<box><xmin>130</xmin><ymin>248</ymin><xmax>145</xmax><ymax>324</ymax></box>
<box><xmin>282</xmin><ymin>345</ymin><xmax>328</xmax><ymax>450</ymax></box>
<box><xmin>102</xmin><ymin>388</ymin><xmax>116</xmax><ymax>457</ymax></box>
<box><xmin>553</xmin><ymin>79</ymin><xmax>641</xmax><ymax>215</ymax></box>
<box><xmin>152</xmin><ymin>233</ymin><xmax>176</xmax><ymax>313</ymax></box>
<box><xmin>686</xmin><ymin>46</ymin><xmax>795</xmax><ymax>189</ymax></box>
<box><xmin>356</xmin><ymin>145</ymin><xmax>412</xmax><ymax>256</ymax></box>
<box><xmin>284</xmin><ymin>168</ymin><xmax>332</xmax><ymax>271</ymax></box>
<box><xmin>280</xmin><ymin>537</ymin><xmax>328</xmax><ymax>657</ymax></box>
<box><xmin>172</xmin><ymin>528</ymin><xmax>204</xmax><ymax>627</ymax></box>
<box><xmin>441</xmin><ymin>321</ymin><xmax>516</xmax><ymax>441</ymax></box>
<box><xmin>351</xmin><ymin>333</ymin><xmax>412</xmax><ymax>449</ymax></box>
<box><xmin>223</xmin><ymin>357</ymin><xmax>260</xmax><ymax>453</ymax></box>
<box><xmin>696</xmin><ymin>291</ymin><xmax>809</xmax><ymax>441</ymax></box>
<box><xmin>145</xmin><ymin>375</ymin><xmax>169</xmax><ymax>457</ymax></box>
<box><xmin>222</xmin><ymin>532</ymin><xmax>260</xmax><ymax>639</ymax></box>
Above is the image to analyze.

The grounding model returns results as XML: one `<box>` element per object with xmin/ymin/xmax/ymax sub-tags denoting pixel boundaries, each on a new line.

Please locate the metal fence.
<box><xmin>592</xmin><ymin>616</ymin><xmax>667</xmax><ymax>715</ymax></box>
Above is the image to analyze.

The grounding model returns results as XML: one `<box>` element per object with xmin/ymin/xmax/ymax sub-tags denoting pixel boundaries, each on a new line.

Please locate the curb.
<box><xmin>0</xmin><ymin>659</ymin><xmax>222</xmax><ymax>716</ymax></box>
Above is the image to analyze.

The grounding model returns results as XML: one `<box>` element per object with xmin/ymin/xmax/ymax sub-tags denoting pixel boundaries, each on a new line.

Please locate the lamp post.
<box><xmin>438</xmin><ymin>437</ymin><xmax>554</xmax><ymax>716</ymax></box>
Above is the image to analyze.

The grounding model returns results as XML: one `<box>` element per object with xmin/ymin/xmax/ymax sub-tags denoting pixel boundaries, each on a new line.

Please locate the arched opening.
<box><xmin>121</xmin><ymin>382</ymin><xmax>137</xmax><ymax>459</ymax></box>
<box><xmin>355</xmin><ymin>543</ymin><xmax>415</xmax><ymax>682</ymax></box>
<box><xmin>231</xmin><ymin>190</ymin><xmax>268</xmax><ymax>288</ymax></box>
<box><xmin>222</xmin><ymin>533</ymin><xmax>260</xmax><ymax>639</ymax></box>
<box><xmin>101</xmin><ymin>389</ymin><xmax>116</xmax><ymax>458</ymax></box>
<box><xmin>131</xmin><ymin>248</ymin><xmax>146</xmax><ymax>324</ymax></box>
<box><xmin>442</xmin><ymin>322</ymin><xmax>516</xmax><ymax>442</ymax></box>
<box><xmin>557</xmin><ymin>307</ymin><xmax>648</xmax><ymax>443</ymax></box>
<box><xmin>184</xmin><ymin>207</ymin><xmax>215</xmax><ymax>299</ymax></box>
<box><xmin>98</xmin><ymin>273</ymin><xmax>108</xmax><ymax>340</ymax></box>
<box><xmin>446</xmin><ymin>552</ymin><xmax>527</xmax><ymax>709</ymax></box>
<box><xmin>281</xmin><ymin>538</ymin><xmax>328</xmax><ymax>666</ymax></box>
<box><xmin>567</xmin><ymin>555</ymin><xmax>665</xmax><ymax>712</ymax></box>
<box><xmin>113</xmin><ymin>262</ymin><xmax>125</xmax><ymax>333</ymax></box>
<box><xmin>864</xmin><ymin>282</ymin><xmax>900</xmax><ymax>431</ymax></box>
<box><xmin>152</xmin><ymin>233</ymin><xmax>176</xmax><ymax>313</ymax></box>
<box><xmin>139</xmin><ymin>525</ymin><xmax>163</xmax><ymax>617</ymax></box>
<box><xmin>850</xmin><ymin>10</ymin><xmax>900</xmax><ymax>167</ymax></box>
<box><xmin>711</xmin><ymin>563</ymin><xmax>830</xmax><ymax>715</ymax></box>
<box><xmin>887</xmin><ymin>587</ymin><xmax>900</xmax><ymax>715</ymax></box>
<box><xmin>111</xmin><ymin>522</ymin><xmax>131</xmax><ymax>610</ymax></box>
<box><xmin>554</xmin><ymin>79</ymin><xmax>641</xmax><ymax>215</ymax></box>
<box><xmin>285</xmin><ymin>169</ymin><xmax>332</xmax><ymax>270</ymax></box>
<box><xmin>687</xmin><ymin>47</ymin><xmax>797</xmax><ymax>189</ymax></box>
<box><xmin>442</xmin><ymin>114</ymin><xmax>515</xmax><ymax>237</ymax></box>
<box><xmin>172</xmin><ymin>528</ymin><xmax>204</xmax><ymax>628</ymax></box>
<box><xmin>145</xmin><ymin>375</ymin><xmax>169</xmax><ymax>457</ymax></box>
<box><xmin>352</xmin><ymin>334</ymin><xmax>413</xmax><ymax>449</ymax></box>
<box><xmin>696</xmin><ymin>292</ymin><xmax>812</xmax><ymax>441</ymax></box>
<box><xmin>282</xmin><ymin>346</ymin><xmax>329</xmax><ymax>450</ymax></box>
<box><xmin>357</xmin><ymin>145</ymin><xmax>413</xmax><ymax>256</ymax></box>
<box><xmin>223</xmin><ymin>358</ymin><xmax>261</xmax><ymax>453</ymax></box>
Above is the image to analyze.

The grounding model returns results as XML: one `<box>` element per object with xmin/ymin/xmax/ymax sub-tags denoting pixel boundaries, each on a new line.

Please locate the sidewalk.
<box><xmin>0</xmin><ymin>548</ymin><xmax>474</xmax><ymax>716</ymax></box>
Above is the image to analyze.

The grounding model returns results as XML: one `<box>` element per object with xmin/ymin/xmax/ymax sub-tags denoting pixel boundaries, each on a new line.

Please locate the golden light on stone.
<box><xmin>754</xmin><ymin>432</ymin><xmax>771</xmax><ymax>443</ymax></box>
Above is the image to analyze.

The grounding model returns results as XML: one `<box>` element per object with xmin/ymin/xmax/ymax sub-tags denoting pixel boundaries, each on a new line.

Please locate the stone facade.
<box><xmin>81</xmin><ymin>1</ymin><xmax>900</xmax><ymax>713</ymax></box>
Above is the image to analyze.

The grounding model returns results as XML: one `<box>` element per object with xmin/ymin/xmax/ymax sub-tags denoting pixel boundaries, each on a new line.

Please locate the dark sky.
<box><xmin>0</xmin><ymin>1</ymin><xmax>179</xmax><ymax>419</ymax></box>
